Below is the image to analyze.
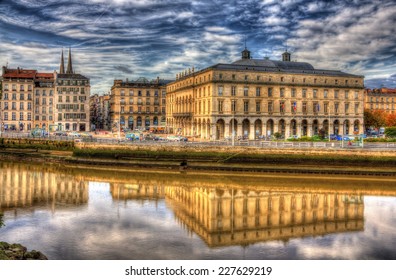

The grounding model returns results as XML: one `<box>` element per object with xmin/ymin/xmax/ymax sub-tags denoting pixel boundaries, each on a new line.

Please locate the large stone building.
<box><xmin>365</xmin><ymin>88</ymin><xmax>396</xmax><ymax>113</ymax></box>
<box><xmin>54</xmin><ymin>49</ymin><xmax>90</xmax><ymax>131</ymax></box>
<box><xmin>110</xmin><ymin>77</ymin><xmax>170</xmax><ymax>132</ymax></box>
<box><xmin>0</xmin><ymin>49</ymin><xmax>90</xmax><ymax>132</ymax></box>
<box><xmin>166</xmin><ymin>48</ymin><xmax>365</xmax><ymax>140</ymax></box>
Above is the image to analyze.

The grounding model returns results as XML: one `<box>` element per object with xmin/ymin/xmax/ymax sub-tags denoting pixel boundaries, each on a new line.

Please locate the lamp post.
<box><xmin>118</xmin><ymin>101</ymin><xmax>121</xmax><ymax>141</ymax></box>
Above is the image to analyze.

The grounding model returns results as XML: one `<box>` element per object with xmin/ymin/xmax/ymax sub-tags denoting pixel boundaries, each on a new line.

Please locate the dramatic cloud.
<box><xmin>0</xmin><ymin>0</ymin><xmax>395</xmax><ymax>93</ymax></box>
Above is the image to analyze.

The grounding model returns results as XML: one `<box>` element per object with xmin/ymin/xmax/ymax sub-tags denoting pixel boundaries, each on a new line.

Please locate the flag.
<box><xmin>293</xmin><ymin>102</ymin><xmax>297</xmax><ymax>111</ymax></box>
<box><xmin>316</xmin><ymin>103</ymin><xmax>320</xmax><ymax>111</ymax></box>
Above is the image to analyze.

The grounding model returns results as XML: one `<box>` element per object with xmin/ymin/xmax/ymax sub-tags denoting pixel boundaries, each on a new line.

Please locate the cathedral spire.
<box><xmin>59</xmin><ymin>49</ymin><xmax>65</xmax><ymax>74</ymax></box>
<box><xmin>66</xmin><ymin>47</ymin><xmax>73</xmax><ymax>74</ymax></box>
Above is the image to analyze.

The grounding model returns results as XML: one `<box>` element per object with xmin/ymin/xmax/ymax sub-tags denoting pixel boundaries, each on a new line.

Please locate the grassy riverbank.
<box><xmin>1</xmin><ymin>138</ymin><xmax>396</xmax><ymax>174</ymax></box>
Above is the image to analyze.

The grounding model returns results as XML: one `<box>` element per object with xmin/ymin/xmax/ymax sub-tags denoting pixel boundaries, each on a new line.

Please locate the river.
<box><xmin>0</xmin><ymin>161</ymin><xmax>395</xmax><ymax>260</ymax></box>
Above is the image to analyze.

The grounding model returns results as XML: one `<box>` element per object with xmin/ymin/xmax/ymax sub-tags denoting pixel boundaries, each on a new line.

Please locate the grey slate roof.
<box><xmin>209</xmin><ymin>58</ymin><xmax>363</xmax><ymax>78</ymax></box>
<box><xmin>57</xmin><ymin>73</ymin><xmax>89</xmax><ymax>80</ymax></box>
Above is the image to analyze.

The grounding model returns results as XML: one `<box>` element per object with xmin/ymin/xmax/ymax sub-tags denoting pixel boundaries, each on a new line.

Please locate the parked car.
<box><xmin>330</xmin><ymin>134</ymin><xmax>342</xmax><ymax>141</ymax></box>
<box><xmin>53</xmin><ymin>131</ymin><xmax>68</xmax><ymax>137</ymax></box>
<box><xmin>126</xmin><ymin>133</ymin><xmax>139</xmax><ymax>141</ymax></box>
<box><xmin>68</xmin><ymin>132</ymin><xmax>81</xmax><ymax>138</ymax></box>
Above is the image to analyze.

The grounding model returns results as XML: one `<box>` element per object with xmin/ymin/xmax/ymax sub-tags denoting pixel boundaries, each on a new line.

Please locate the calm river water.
<box><xmin>0</xmin><ymin>161</ymin><xmax>395</xmax><ymax>260</ymax></box>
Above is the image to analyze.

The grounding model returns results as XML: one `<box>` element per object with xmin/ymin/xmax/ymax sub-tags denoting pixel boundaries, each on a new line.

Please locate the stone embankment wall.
<box><xmin>76</xmin><ymin>142</ymin><xmax>396</xmax><ymax>158</ymax></box>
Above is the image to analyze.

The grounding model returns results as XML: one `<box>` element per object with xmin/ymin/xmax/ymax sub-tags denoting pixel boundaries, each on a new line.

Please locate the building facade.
<box><xmin>0</xmin><ymin>49</ymin><xmax>90</xmax><ymax>132</ymax></box>
<box><xmin>1</xmin><ymin>68</ymin><xmax>37</xmax><ymax>131</ymax></box>
<box><xmin>365</xmin><ymin>88</ymin><xmax>396</xmax><ymax>113</ymax></box>
<box><xmin>110</xmin><ymin>77</ymin><xmax>169</xmax><ymax>132</ymax></box>
<box><xmin>90</xmin><ymin>93</ymin><xmax>111</xmax><ymax>131</ymax></box>
<box><xmin>166</xmin><ymin>49</ymin><xmax>365</xmax><ymax>140</ymax></box>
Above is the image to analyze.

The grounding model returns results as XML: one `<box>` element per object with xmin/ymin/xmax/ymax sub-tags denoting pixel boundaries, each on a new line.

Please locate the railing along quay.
<box><xmin>1</xmin><ymin>132</ymin><xmax>396</xmax><ymax>150</ymax></box>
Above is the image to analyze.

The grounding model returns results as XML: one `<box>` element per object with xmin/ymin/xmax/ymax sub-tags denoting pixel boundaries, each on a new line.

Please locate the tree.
<box><xmin>386</xmin><ymin>113</ymin><xmax>396</xmax><ymax>127</ymax></box>
<box><xmin>364</xmin><ymin>109</ymin><xmax>387</xmax><ymax>129</ymax></box>
<box><xmin>0</xmin><ymin>213</ymin><xmax>4</xmax><ymax>228</ymax></box>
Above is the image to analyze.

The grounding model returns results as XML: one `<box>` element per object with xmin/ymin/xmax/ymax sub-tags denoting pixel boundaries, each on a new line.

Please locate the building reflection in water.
<box><xmin>0</xmin><ymin>162</ymin><xmax>88</xmax><ymax>213</ymax></box>
<box><xmin>110</xmin><ymin>183</ymin><xmax>364</xmax><ymax>247</ymax></box>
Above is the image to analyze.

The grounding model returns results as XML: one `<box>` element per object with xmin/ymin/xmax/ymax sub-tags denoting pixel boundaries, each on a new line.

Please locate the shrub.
<box><xmin>385</xmin><ymin>127</ymin><xmax>396</xmax><ymax>138</ymax></box>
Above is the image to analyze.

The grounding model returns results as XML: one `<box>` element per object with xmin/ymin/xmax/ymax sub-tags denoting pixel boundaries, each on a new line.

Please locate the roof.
<box><xmin>209</xmin><ymin>58</ymin><xmax>362</xmax><ymax>78</ymax></box>
<box><xmin>36</xmin><ymin>72</ymin><xmax>54</xmax><ymax>79</ymax></box>
<box><xmin>2</xmin><ymin>68</ymin><xmax>37</xmax><ymax>79</ymax></box>
<box><xmin>57</xmin><ymin>73</ymin><xmax>89</xmax><ymax>80</ymax></box>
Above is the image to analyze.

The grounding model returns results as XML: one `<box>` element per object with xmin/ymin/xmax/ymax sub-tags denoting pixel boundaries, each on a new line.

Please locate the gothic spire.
<box><xmin>66</xmin><ymin>47</ymin><xmax>73</xmax><ymax>74</ymax></box>
<box><xmin>59</xmin><ymin>49</ymin><xmax>65</xmax><ymax>74</ymax></box>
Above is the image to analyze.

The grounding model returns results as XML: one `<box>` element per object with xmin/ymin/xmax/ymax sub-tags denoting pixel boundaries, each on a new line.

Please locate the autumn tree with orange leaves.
<box><xmin>364</xmin><ymin>109</ymin><xmax>387</xmax><ymax>129</ymax></box>
<box><xmin>386</xmin><ymin>113</ymin><xmax>396</xmax><ymax>127</ymax></box>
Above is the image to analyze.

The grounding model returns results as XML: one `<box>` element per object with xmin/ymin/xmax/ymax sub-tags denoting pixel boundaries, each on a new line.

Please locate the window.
<box><xmin>345</xmin><ymin>103</ymin><xmax>349</xmax><ymax>113</ymax></box>
<box><xmin>324</xmin><ymin>103</ymin><xmax>328</xmax><ymax>114</ymax></box>
<box><xmin>20</xmin><ymin>103</ymin><xmax>24</xmax><ymax>110</ymax></box>
<box><xmin>257</xmin><ymin>76</ymin><xmax>260</xmax><ymax>81</ymax></box>
<box><xmin>12</xmin><ymin>112</ymin><xmax>16</xmax><ymax>120</ymax></box>
<box><xmin>43</xmin><ymin>98</ymin><xmax>47</xmax><ymax>105</ymax></box>
<box><xmin>244</xmin><ymin>101</ymin><xmax>249</xmax><ymax>112</ymax></box>
<box><xmin>291</xmin><ymin>101</ymin><xmax>297</xmax><ymax>113</ymax></box>
<box><xmin>280</xmin><ymin>88</ymin><xmax>285</xmax><ymax>98</ymax></box>
<box><xmin>218</xmin><ymin>100</ymin><xmax>223</xmax><ymax>113</ymax></box>
<box><xmin>244</xmin><ymin>75</ymin><xmax>248</xmax><ymax>81</ymax></box>
<box><xmin>4</xmin><ymin>112</ymin><xmax>8</xmax><ymax>121</ymax></box>
<box><xmin>42</xmin><ymin>116</ymin><xmax>46</xmax><ymax>121</ymax></box>
<box><xmin>256</xmin><ymin>101</ymin><xmax>261</xmax><ymax>113</ymax></box>
<box><xmin>345</xmin><ymin>90</ymin><xmax>349</xmax><ymax>99</ymax></box>
<box><xmin>281</xmin><ymin>77</ymin><xmax>284</xmax><ymax>82</ymax></box>
<box><xmin>302</xmin><ymin>102</ymin><xmax>307</xmax><ymax>113</ymax></box>
<box><xmin>129</xmin><ymin>90</ymin><xmax>134</xmax><ymax>96</ymax></box>
<box><xmin>146</xmin><ymin>91</ymin><xmax>150</xmax><ymax>97</ymax></box>
<box><xmin>324</xmin><ymin>90</ymin><xmax>328</xmax><ymax>98</ymax></box>
<box><xmin>354</xmin><ymin>91</ymin><xmax>359</xmax><ymax>99</ymax></box>
<box><xmin>268</xmin><ymin>101</ymin><xmax>273</xmax><ymax>113</ymax></box>
<box><xmin>20</xmin><ymin>112</ymin><xmax>24</xmax><ymax>120</ymax></box>
<box><xmin>232</xmin><ymin>74</ymin><xmax>236</xmax><ymax>80</ymax></box>
<box><xmin>280</xmin><ymin>101</ymin><xmax>285</xmax><ymax>113</ymax></box>
<box><xmin>12</xmin><ymin>102</ymin><xmax>16</xmax><ymax>110</ymax></box>
<box><xmin>219</xmin><ymin>74</ymin><xmax>223</xmax><ymax>79</ymax></box>
<box><xmin>313</xmin><ymin>102</ymin><xmax>319</xmax><ymax>113</ymax></box>
<box><xmin>302</xmin><ymin>89</ymin><xmax>307</xmax><ymax>98</ymax></box>
<box><xmin>58</xmin><ymin>96</ymin><xmax>62</xmax><ymax>102</ymax></box>
<box><xmin>243</xmin><ymin>86</ymin><xmax>249</xmax><ymax>96</ymax></box>
<box><xmin>231</xmin><ymin>100</ymin><xmax>236</xmax><ymax>112</ymax></box>
<box><xmin>355</xmin><ymin>103</ymin><xmax>359</xmax><ymax>114</ymax></box>
<box><xmin>27</xmin><ymin>102</ymin><xmax>31</xmax><ymax>110</ymax></box>
<box><xmin>58</xmin><ymin>113</ymin><xmax>62</xmax><ymax>121</ymax></box>
<box><xmin>12</xmin><ymin>93</ymin><xmax>16</xmax><ymax>100</ymax></box>
<box><xmin>20</xmin><ymin>93</ymin><xmax>24</xmax><ymax>100</ymax></box>
<box><xmin>268</xmin><ymin>88</ymin><xmax>273</xmax><ymax>97</ymax></box>
<box><xmin>334</xmin><ymin>90</ymin><xmax>339</xmax><ymax>99</ymax></box>
<box><xmin>27</xmin><ymin>113</ymin><xmax>31</xmax><ymax>121</ymax></box>
<box><xmin>256</xmin><ymin>87</ymin><xmax>261</xmax><ymax>97</ymax></box>
<box><xmin>35</xmin><ymin>90</ymin><xmax>40</xmax><ymax>96</ymax></box>
<box><xmin>138</xmin><ymin>91</ymin><xmax>142</xmax><ymax>96</ymax></box>
<box><xmin>313</xmin><ymin>89</ymin><xmax>318</xmax><ymax>98</ymax></box>
<box><xmin>3</xmin><ymin>102</ymin><xmax>8</xmax><ymax>109</ymax></box>
<box><xmin>218</xmin><ymin>86</ymin><xmax>223</xmax><ymax>96</ymax></box>
<box><xmin>291</xmin><ymin>88</ymin><xmax>296</xmax><ymax>98</ymax></box>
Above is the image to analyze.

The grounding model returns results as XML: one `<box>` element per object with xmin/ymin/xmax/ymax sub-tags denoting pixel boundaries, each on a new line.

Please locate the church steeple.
<box><xmin>66</xmin><ymin>47</ymin><xmax>73</xmax><ymax>74</ymax></box>
<box><xmin>59</xmin><ymin>49</ymin><xmax>65</xmax><ymax>74</ymax></box>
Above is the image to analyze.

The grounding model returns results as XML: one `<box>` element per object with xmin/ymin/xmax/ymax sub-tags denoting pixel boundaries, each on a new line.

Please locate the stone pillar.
<box><xmin>250</xmin><ymin>122</ymin><xmax>255</xmax><ymax>140</ymax></box>
<box><xmin>225</xmin><ymin>122</ymin><xmax>230</xmax><ymax>138</ymax></box>
<box><xmin>297</xmin><ymin>123</ymin><xmax>302</xmax><ymax>138</ymax></box>
<box><xmin>237</xmin><ymin>123</ymin><xmax>242</xmax><ymax>138</ymax></box>
<box><xmin>262</xmin><ymin>121</ymin><xmax>267</xmax><ymax>138</ymax></box>
<box><xmin>307</xmin><ymin>121</ymin><xmax>313</xmax><ymax>137</ymax></box>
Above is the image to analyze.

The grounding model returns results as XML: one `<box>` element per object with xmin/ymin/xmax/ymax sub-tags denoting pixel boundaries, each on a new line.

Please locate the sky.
<box><xmin>0</xmin><ymin>0</ymin><xmax>395</xmax><ymax>94</ymax></box>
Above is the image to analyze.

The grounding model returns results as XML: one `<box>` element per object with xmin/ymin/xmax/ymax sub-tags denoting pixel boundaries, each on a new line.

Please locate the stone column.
<box><xmin>250</xmin><ymin>122</ymin><xmax>255</xmax><ymax>140</ymax></box>
<box><xmin>225</xmin><ymin>122</ymin><xmax>230</xmax><ymax>138</ymax></box>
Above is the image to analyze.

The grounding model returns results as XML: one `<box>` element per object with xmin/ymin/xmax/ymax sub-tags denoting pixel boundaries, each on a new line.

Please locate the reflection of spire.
<box><xmin>59</xmin><ymin>49</ymin><xmax>65</xmax><ymax>74</ymax></box>
<box><xmin>66</xmin><ymin>47</ymin><xmax>73</xmax><ymax>74</ymax></box>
